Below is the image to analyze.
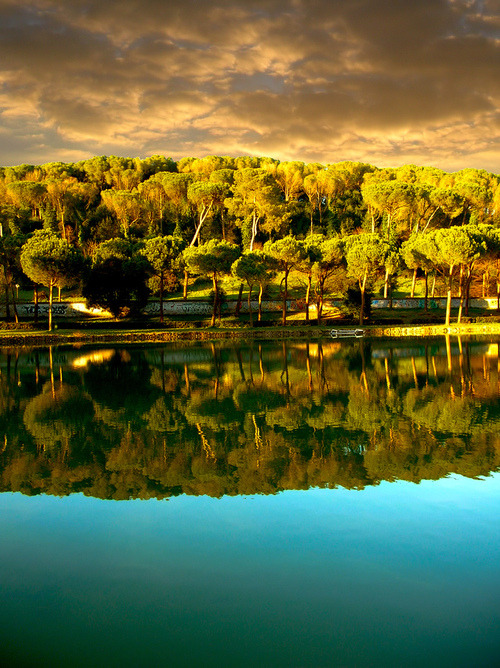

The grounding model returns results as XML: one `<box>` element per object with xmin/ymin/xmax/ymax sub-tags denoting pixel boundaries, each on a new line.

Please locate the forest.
<box><xmin>1</xmin><ymin>154</ymin><xmax>500</xmax><ymax>328</ymax></box>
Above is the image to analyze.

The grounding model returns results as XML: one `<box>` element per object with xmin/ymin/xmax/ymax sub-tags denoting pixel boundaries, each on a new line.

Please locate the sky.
<box><xmin>0</xmin><ymin>0</ymin><xmax>499</xmax><ymax>172</ymax></box>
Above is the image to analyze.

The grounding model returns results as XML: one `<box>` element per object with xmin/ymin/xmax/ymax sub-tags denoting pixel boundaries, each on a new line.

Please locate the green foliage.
<box><xmin>231</xmin><ymin>251</ymin><xmax>271</xmax><ymax>287</ymax></box>
<box><xmin>345</xmin><ymin>233</ymin><xmax>388</xmax><ymax>285</ymax></box>
<box><xmin>141</xmin><ymin>235</ymin><xmax>183</xmax><ymax>275</ymax></box>
<box><xmin>342</xmin><ymin>285</ymin><xmax>372</xmax><ymax>321</ymax></box>
<box><xmin>20</xmin><ymin>229</ymin><xmax>85</xmax><ymax>291</ymax></box>
<box><xmin>84</xmin><ymin>241</ymin><xmax>150</xmax><ymax>317</ymax></box>
<box><xmin>183</xmin><ymin>239</ymin><xmax>240</xmax><ymax>325</ymax></box>
<box><xmin>1</xmin><ymin>153</ymin><xmax>499</xmax><ymax>327</ymax></box>
<box><xmin>93</xmin><ymin>237</ymin><xmax>135</xmax><ymax>262</ymax></box>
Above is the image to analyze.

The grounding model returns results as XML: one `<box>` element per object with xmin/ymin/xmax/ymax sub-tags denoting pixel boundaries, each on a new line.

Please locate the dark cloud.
<box><xmin>0</xmin><ymin>0</ymin><xmax>498</xmax><ymax>170</ymax></box>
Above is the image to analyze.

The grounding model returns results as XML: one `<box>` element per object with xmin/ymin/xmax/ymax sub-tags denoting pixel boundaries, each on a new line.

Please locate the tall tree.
<box><xmin>264</xmin><ymin>235</ymin><xmax>302</xmax><ymax>325</ymax></box>
<box><xmin>183</xmin><ymin>240</ymin><xmax>240</xmax><ymax>326</ymax></box>
<box><xmin>231</xmin><ymin>251</ymin><xmax>272</xmax><ymax>326</ymax></box>
<box><xmin>312</xmin><ymin>237</ymin><xmax>345</xmax><ymax>324</ymax></box>
<box><xmin>361</xmin><ymin>181</ymin><xmax>415</xmax><ymax>238</ymax></box>
<box><xmin>100</xmin><ymin>189</ymin><xmax>145</xmax><ymax>238</ymax></box>
<box><xmin>84</xmin><ymin>238</ymin><xmax>149</xmax><ymax>318</ymax></box>
<box><xmin>225</xmin><ymin>168</ymin><xmax>285</xmax><ymax>250</ymax></box>
<box><xmin>402</xmin><ymin>232</ymin><xmax>435</xmax><ymax>304</ymax></box>
<box><xmin>421</xmin><ymin>227</ymin><xmax>485</xmax><ymax>325</ymax></box>
<box><xmin>6</xmin><ymin>181</ymin><xmax>46</xmax><ymax>220</ymax></box>
<box><xmin>345</xmin><ymin>233</ymin><xmax>389</xmax><ymax>325</ymax></box>
<box><xmin>20</xmin><ymin>230</ymin><xmax>85</xmax><ymax>330</ymax></box>
<box><xmin>296</xmin><ymin>235</ymin><xmax>323</xmax><ymax>323</ymax></box>
<box><xmin>0</xmin><ymin>234</ymin><xmax>23</xmax><ymax>322</ymax></box>
<box><xmin>187</xmin><ymin>181</ymin><xmax>226</xmax><ymax>247</ymax></box>
<box><xmin>268</xmin><ymin>161</ymin><xmax>305</xmax><ymax>202</ymax></box>
<box><xmin>141</xmin><ymin>235</ymin><xmax>183</xmax><ymax>323</ymax></box>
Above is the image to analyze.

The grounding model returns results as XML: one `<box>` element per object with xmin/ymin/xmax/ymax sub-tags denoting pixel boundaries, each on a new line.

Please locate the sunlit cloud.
<box><xmin>0</xmin><ymin>0</ymin><xmax>498</xmax><ymax>171</ymax></box>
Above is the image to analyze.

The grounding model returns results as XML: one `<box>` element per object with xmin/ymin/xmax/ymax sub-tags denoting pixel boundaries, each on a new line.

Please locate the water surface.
<box><xmin>0</xmin><ymin>338</ymin><xmax>499</xmax><ymax>666</ymax></box>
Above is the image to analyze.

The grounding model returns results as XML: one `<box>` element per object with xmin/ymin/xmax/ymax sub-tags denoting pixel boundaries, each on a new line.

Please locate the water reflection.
<box><xmin>1</xmin><ymin>337</ymin><xmax>499</xmax><ymax>499</ymax></box>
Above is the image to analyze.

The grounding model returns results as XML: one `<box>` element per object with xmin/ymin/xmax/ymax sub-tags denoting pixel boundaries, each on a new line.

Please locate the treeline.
<box><xmin>1</xmin><ymin>155</ymin><xmax>500</xmax><ymax>327</ymax></box>
<box><xmin>1</xmin><ymin>341</ymin><xmax>499</xmax><ymax>499</ymax></box>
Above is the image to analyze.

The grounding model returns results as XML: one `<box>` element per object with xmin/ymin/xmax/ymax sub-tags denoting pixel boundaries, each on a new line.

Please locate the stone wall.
<box><xmin>1</xmin><ymin>296</ymin><xmax>499</xmax><ymax>319</ymax></box>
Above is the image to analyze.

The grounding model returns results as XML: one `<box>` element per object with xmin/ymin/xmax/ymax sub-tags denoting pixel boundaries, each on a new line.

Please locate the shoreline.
<box><xmin>1</xmin><ymin>322</ymin><xmax>500</xmax><ymax>347</ymax></box>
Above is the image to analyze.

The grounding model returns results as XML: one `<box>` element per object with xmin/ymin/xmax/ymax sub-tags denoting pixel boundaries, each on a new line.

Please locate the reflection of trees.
<box><xmin>142</xmin><ymin>397</ymin><xmax>183</xmax><ymax>434</ymax></box>
<box><xmin>23</xmin><ymin>383</ymin><xmax>94</xmax><ymax>451</ymax></box>
<box><xmin>0</xmin><ymin>340</ymin><xmax>499</xmax><ymax>499</ymax></box>
<box><xmin>184</xmin><ymin>396</ymin><xmax>243</xmax><ymax>432</ymax></box>
<box><xmin>84</xmin><ymin>350</ymin><xmax>158</xmax><ymax>420</ymax></box>
<box><xmin>404</xmin><ymin>387</ymin><xmax>500</xmax><ymax>435</ymax></box>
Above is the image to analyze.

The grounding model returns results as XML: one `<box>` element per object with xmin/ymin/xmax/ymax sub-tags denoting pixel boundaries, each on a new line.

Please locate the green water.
<box><xmin>0</xmin><ymin>338</ymin><xmax>499</xmax><ymax>666</ymax></box>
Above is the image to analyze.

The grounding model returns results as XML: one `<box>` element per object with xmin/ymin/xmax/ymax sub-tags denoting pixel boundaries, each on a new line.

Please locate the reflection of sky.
<box><xmin>1</xmin><ymin>474</ymin><xmax>499</xmax><ymax>667</ymax></box>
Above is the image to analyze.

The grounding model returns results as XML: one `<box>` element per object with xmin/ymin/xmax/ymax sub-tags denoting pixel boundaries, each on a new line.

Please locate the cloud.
<box><xmin>0</xmin><ymin>0</ymin><xmax>498</xmax><ymax>171</ymax></box>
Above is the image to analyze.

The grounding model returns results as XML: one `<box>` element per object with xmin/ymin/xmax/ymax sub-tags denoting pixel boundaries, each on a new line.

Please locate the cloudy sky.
<box><xmin>0</xmin><ymin>0</ymin><xmax>499</xmax><ymax>171</ymax></box>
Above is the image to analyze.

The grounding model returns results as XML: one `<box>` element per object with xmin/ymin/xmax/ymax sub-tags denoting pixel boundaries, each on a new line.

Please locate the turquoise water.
<box><xmin>1</xmin><ymin>477</ymin><xmax>499</xmax><ymax>667</ymax></box>
<box><xmin>0</xmin><ymin>339</ymin><xmax>499</xmax><ymax>666</ymax></box>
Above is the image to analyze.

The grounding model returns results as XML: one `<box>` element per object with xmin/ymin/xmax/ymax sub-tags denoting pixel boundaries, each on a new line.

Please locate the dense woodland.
<box><xmin>1</xmin><ymin>154</ymin><xmax>500</xmax><ymax>327</ymax></box>
<box><xmin>1</xmin><ymin>341</ymin><xmax>499</xmax><ymax>499</ymax></box>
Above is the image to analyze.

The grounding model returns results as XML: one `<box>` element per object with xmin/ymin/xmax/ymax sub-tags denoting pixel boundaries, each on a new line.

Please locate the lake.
<box><xmin>0</xmin><ymin>337</ymin><xmax>499</xmax><ymax>667</ymax></box>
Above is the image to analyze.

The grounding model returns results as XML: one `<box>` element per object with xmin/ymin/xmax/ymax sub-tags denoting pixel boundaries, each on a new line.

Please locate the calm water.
<box><xmin>0</xmin><ymin>337</ymin><xmax>499</xmax><ymax>667</ymax></box>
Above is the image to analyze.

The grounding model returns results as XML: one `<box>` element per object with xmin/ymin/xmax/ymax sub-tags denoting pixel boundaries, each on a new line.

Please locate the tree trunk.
<box><xmin>210</xmin><ymin>272</ymin><xmax>219</xmax><ymax>327</ymax></box>
<box><xmin>384</xmin><ymin>268</ymin><xmax>390</xmax><ymax>299</ymax></box>
<box><xmin>34</xmin><ymin>285</ymin><xmax>39</xmax><ymax>325</ymax></box>
<box><xmin>445</xmin><ymin>266</ymin><xmax>453</xmax><ymax>326</ymax></box>
<box><xmin>48</xmin><ymin>282</ymin><xmax>54</xmax><ymax>331</ymax></box>
<box><xmin>248</xmin><ymin>283</ymin><xmax>253</xmax><ymax>327</ymax></box>
<box><xmin>282</xmin><ymin>269</ymin><xmax>289</xmax><ymax>326</ymax></box>
<box><xmin>457</xmin><ymin>290</ymin><xmax>464</xmax><ymax>324</ymax></box>
<box><xmin>316</xmin><ymin>277</ymin><xmax>325</xmax><ymax>326</ymax></box>
<box><xmin>431</xmin><ymin>273</ymin><xmax>436</xmax><ymax>298</ymax></box>
<box><xmin>60</xmin><ymin>209</ymin><xmax>66</xmax><ymax>241</ymax></box>
<box><xmin>235</xmin><ymin>283</ymin><xmax>244</xmax><ymax>316</ymax></box>
<box><xmin>410</xmin><ymin>268</ymin><xmax>417</xmax><ymax>298</ymax></box>
<box><xmin>211</xmin><ymin>273</ymin><xmax>217</xmax><ymax>328</ymax></box>
<box><xmin>249</xmin><ymin>213</ymin><xmax>258</xmax><ymax>251</ymax></box>
<box><xmin>359</xmin><ymin>270</ymin><xmax>368</xmax><ymax>326</ymax></box>
<box><xmin>10</xmin><ymin>283</ymin><xmax>18</xmax><ymax>324</ymax></box>
<box><xmin>4</xmin><ymin>271</ymin><xmax>10</xmax><ymax>322</ymax></box>
<box><xmin>465</xmin><ymin>269</ymin><xmax>473</xmax><ymax>316</ymax></box>
<box><xmin>190</xmin><ymin>204</ymin><xmax>212</xmax><ymax>247</ymax></box>
<box><xmin>424</xmin><ymin>271</ymin><xmax>429</xmax><ymax>313</ymax></box>
<box><xmin>258</xmin><ymin>284</ymin><xmax>263</xmax><ymax>322</ymax></box>
<box><xmin>305</xmin><ymin>274</ymin><xmax>311</xmax><ymax>323</ymax></box>
<box><xmin>159</xmin><ymin>273</ymin><xmax>164</xmax><ymax>323</ymax></box>
<box><xmin>183</xmin><ymin>269</ymin><xmax>188</xmax><ymax>300</ymax></box>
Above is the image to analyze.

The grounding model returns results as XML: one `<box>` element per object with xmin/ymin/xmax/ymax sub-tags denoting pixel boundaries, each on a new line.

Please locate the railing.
<box><xmin>330</xmin><ymin>328</ymin><xmax>365</xmax><ymax>339</ymax></box>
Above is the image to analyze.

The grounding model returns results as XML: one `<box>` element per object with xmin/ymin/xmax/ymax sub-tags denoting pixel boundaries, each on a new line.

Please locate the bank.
<box><xmin>1</xmin><ymin>321</ymin><xmax>500</xmax><ymax>347</ymax></box>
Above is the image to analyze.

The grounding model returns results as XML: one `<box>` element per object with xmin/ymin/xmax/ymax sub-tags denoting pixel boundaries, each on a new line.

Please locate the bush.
<box><xmin>476</xmin><ymin>315</ymin><xmax>500</xmax><ymax>323</ymax></box>
<box><xmin>341</xmin><ymin>286</ymin><xmax>372</xmax><ymax>321</ymax></box>
<box><xmin>0</xmin><ymin>322</ymin><xmax>35</xmax><ymax>330</ymax></box>
<box><xmin>409</xmin><ymin>315</ymin><xmax>444</xmax><ymax>324</ymax></box>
